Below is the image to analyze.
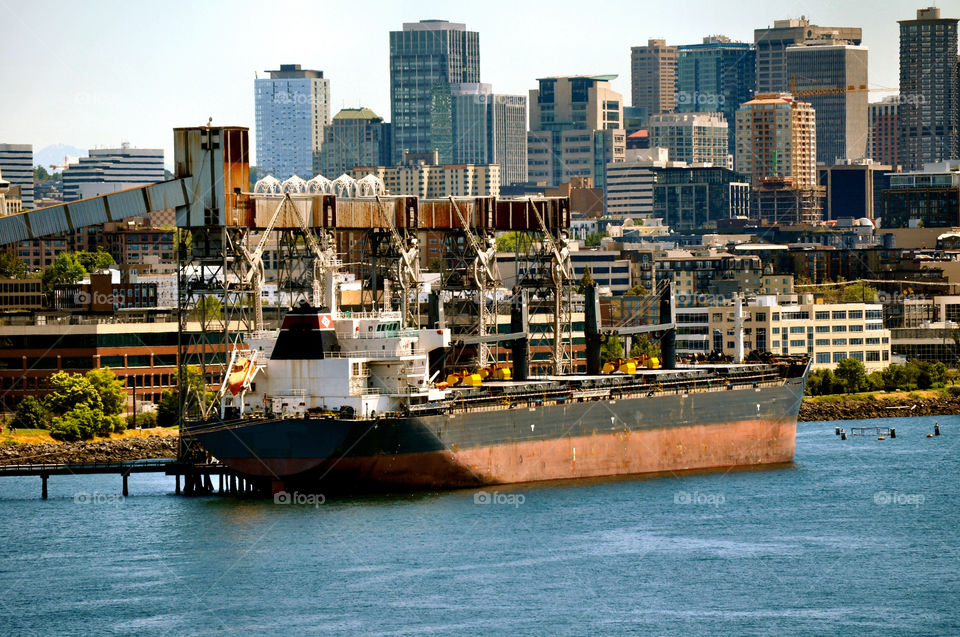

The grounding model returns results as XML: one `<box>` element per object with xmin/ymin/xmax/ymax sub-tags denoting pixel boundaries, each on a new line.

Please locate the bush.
<box><xmin>126</xmin><ymin>411</ymin><xmax>157</xmax><ymax>429</ymax></box>
<box><xmin>13</xmin><ymin>396</ymin><xmax>48</xmax><ymax>430</ymax></box>
<box><xmin>947</xmin><ymin>386</ymin><xmax>960</xmax><ymax>398</ymax></box>
<box><xmin>49</xmin><ymin>420</ymin><xmax>82</xmax><ymax>442</ymax></box>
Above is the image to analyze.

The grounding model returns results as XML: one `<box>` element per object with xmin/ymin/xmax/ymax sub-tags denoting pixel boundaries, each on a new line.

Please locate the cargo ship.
<box><xmin>185</xmin><ymin>274</ymin><xmax>810</xmax><ymax>493</ymax></box>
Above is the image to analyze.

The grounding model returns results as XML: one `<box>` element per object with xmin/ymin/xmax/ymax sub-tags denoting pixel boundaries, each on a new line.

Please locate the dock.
<box><xmin>0</xmin><ymin>459</ymin><xmax>258</xmax><ymax>499</ymax></box>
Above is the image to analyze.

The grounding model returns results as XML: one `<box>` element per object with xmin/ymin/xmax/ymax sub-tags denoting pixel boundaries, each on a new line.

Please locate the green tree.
<box><xmin>45</xmin><ymin>371</ymin><xmax>103</xmax><ymax>416</ymax></box>
<box><xmin>584</xmin><ymin>231</ymin><xmax>604</xmax><ymax>247</ymax></box>
<box><xmin>840</xmin><ymin>282</ymin><xmax>880</xmax><ymax>303</ymax></box>
<box><xmin>13</xmin><ymin>396</ymin><xmax>48</xmax><ymax>430</ymax></box>
<box><xmin>625</xmin><ymin>284</ymin><xmax>649</xmax><ymax>297</ymax></box>
<box><xmin>495</xmin><ymin>231</ymin><xmax>525</xmax><ymax>253</ymax></box>
<box><xmin>0</xmin><ymin>251</ymin><xmax>27</xmax><ymax>279</ymax></box>
<box><xmin>74</xmin><ymin>249</ymin><xmax>116</xmax><ymax>273</ymax></box>
<box><xmin>629</xmin><ymin>335</ymin><xmax>660</xmax><ymax>360</ymax></box>
<box><xmin>33</xmin><ymin>165</ymin><xmax>50</xmax><ymax>181</ymax></box>
<box><xmin>190</xmin><ymin>295</ymin><xmax>223</xmax><ymax>322</ymax></box>
<box><xmin>158</xmin><ymin>366</ymin><xmax>209</xmax><ymax>427</ymax></box>
<box><xmin>49</xmin><ymin>403</ymin><xmax>112</xmax><ymax>441</ymax></box>
<box><xmin>85</xmin><ymin>368</ymin><xmax>126</xmax><ymax>417</ymax></box>
<box><xmin>834</xmin><ymin>357</ymin><xmax>870</xmax><ymax>394</ymax></box>
<box><xmin>576</xmin><ymin>266</ymin><xmax>596</xmax><ymax>294</ymax></box>
<box><xmin>600</xmin><ymin>335</ymin><xmax>624</xmax><ymax>364</ymax></box>
<box><xmin>41</xmin><ymin>253</ymin><xmax>87</xmax><ymax>291</ymax></box>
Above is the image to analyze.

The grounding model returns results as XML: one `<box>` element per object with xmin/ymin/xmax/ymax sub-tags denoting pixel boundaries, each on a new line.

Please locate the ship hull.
<box><xmin>192</xmin><ymin>375</ymin><xmax>803</xmax><ymax>490</ymax></box>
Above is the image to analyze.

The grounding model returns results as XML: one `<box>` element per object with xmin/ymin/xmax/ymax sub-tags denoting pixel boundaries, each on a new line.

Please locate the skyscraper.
<box><xmin>786</xmin><ymin>39</ymin><xmax>869</xmax><ymax>164</ymax></box>
<box><xmin>255</xmin><ymin>64</ymin><xmax>330</xmax><ymax>179</ymax></box>
<box><xmin>446</xmin><ymin>84</ymin><xmax>528</xmax><ymax>186</ymax></box>
<box><xmin>389</xmin><ymin>20</ymin><xmax>480</xmax><ymax>165</ymax></box>
<box><xmin>736</xmin><ymin>96</ymin><xmax>822</xmax><ymax>223</ymax></box>
<box><xmin>0</xmin><ymin>144</ymin><xmax>34</xmax><ymax>209</ymax></box>
<box><xmin>631</xmin><ymin>39</ymin><xmax>677</xmax><ymax>114</ymax></box>
<box><xmin>897</xmin><ymin>7</ymin><xmax>959</xmax><ymax>171</ymax></box>
<box><xmin>320</xmin><ymin>108</ymin><xmax>391</xmax><ymax>177</ymax></box>
<box><xmin>676</xmin><ymin>36</ymin><xmax>756</xmax><ymax>157</ymax></box>
<box><xmin>754</xmin><ymin>18</ymin><xmax>862</xmax><ymax>94</ymax></box>
<box><xmin>868</xmin><ymin>97</ymin><xmax>900</xmax><ymax>167</ymax></box>
<box><xmin>528</xmin><ymin>75</ymin><xmax>625</xmax><ymax>188</ymax></box>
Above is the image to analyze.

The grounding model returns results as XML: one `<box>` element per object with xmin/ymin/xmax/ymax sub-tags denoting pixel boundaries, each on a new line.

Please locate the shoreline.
<box><xmin>800</xmin><ymin>394</ymin><xmax>960</xmax><ymax>422</ymax></box>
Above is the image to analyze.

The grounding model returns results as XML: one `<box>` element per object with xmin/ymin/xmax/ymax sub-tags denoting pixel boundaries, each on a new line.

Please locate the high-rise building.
<box><xmin>0</xmin><ymin>144</ymin><xmax>34</xmax><ymax>209</ymax></box>
<box><xmin>754</xmin><ymin>18</ymin><xmax>862</xmax><ymax>94</ymax></box>
<box><xmin>649</xmin><ymin>112</ymin><xmax>731</xmax><ymax>168</ymax></box>
<box><xmin>817</xmin><ymin>161</ymin><xmax>893</xmax><ymax>220</ymax></box>
<box><xmin>736</xmin><ymin>95</ymin><xmax>822</xmax><ymax>223</ymax></box>
<box><xmin>320</xmin><ymin>108</ymin><xmax>391</xmax><ymax>177</ymax></box>
<box><xmin>652</xmin><ymin>166</ymin><xmax>750</xmax><ymax>230</ymax></box>
<box><xmin>897</xmin><ymin>7</ymin><xmax>959</xmax><ymax>171</ymax></box>
<box><xmin>676</xmin><ymin>37</ymin><xmax>756</xmax><ymax>159</ymax></box>
<box><xmin>389</xmin><ymin>20</ymin><xmax>480</xmax><ymax>165</ymax></box>
<box><xmin>528</xmin><ymin>75</ymin><xmax>625</xmax><ymax>188</ymax></box>
<box><xmin>735</xmin><ymin>96</ymin><xmax>817</xmax><ymax>187</ymax></box>
<box><xmin>61</xmin><ymin>144</ymin><xmax>164</xmax><ymax>202</ymax></box>
<box><xmin>255</xmin><ymin>64</ymin><xmax>330</xmax><ymax>179</ymax></box>
<box><xmin>490</xmin><ymin>93</ymin><xmax>528</xmax><ymax>186</ymax></box>
<box><xmin>869</xmin><ymin>97</ymin><xmax>900</xmax><ymax>167</ymax></box>
<box><xmin>786</xmin><ymin>39</ymin><xmax>869</xmax><ymax>164</ymax></box>
<box><xmin>631</xmin><ymin>39</ymin><xmax>677</xmax><ymax>114</ymax></box>
<box><xmin>348</xmin><ymin>162</ymin><xmax>500</xmax><ymax>198</ymax></box>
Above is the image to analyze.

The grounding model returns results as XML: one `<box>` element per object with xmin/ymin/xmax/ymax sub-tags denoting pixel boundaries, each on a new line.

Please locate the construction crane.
<box><xmin>789</xmin><ymin>76</ymin><xmax>898</xmax><ymax>99</ymax></box>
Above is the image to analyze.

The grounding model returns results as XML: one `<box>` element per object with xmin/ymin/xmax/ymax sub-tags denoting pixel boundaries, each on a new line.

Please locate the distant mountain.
<box><xmin>35</xmin><ymin>144</ymin><xmax>87</xmax><ymax>170</ymax></box>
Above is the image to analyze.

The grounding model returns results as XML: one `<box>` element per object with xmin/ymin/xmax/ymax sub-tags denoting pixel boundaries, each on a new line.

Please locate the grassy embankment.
<box><xmin>1</xmin><ymin>426</ymin><xmax>179</xmax><ymax>446</ymax></box>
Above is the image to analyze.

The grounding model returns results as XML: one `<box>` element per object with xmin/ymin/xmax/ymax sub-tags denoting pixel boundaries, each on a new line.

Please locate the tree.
<box><xmin>496</xmin><ymin>231</ymin><xmax>525</xmax><ymax>253</ymax></box>
<box><xmin>45</xmin><ymin>371</ymin><xmax>103</xmax><ymax>416</ymax></box>
<box><xmin>840</xmin><ymin>282</ymin><xmax>880</xmax><ymax>303</ymax></box>
<box><xmin>158</xmin><ymin>366</ymin><xmax>208</xmax><ymax>427</ymax></box>
<box><xmin>13</xmin><ymin>396</ymin><xmax>48</xmax><ymax>430</ymax></box>
<box><xmin>41</xmin><ymin>253</ymin><xmax>87</xmax><ymax>291</ymax></box>
<box><xmin>0</xmin><ymin>251</ymin><xmax>27</xmax><ymax>279</ymax></box>
<box><xmin>73</xmin><ymin>249</ymin><xmax>116</xmax><ymax>273</ymax></box>
<box><xmin>834</xmin><ymin>358</ymin><xmax>870</xmax><ymax>394</ymax></box>
<box><xmin>85</xmin><ymin>368</ymin><xmax>126</xmax><ymax>417</ymax></box>
<box><xmin>600</xmin><ymin>335</ymin><xmax>624</xmax><ymax>364</ymax></box>
<box><xmin>630</xmin><ymin>335</ymin><xmax>660</xmax><ymax>360</ymax></box>
<box><xmin>33</xmin><ymin>165</ymin><xmax>50</xmax><ymax>181</ymax></box>
<box><xmin>584</xmin><ymin>231</ymin><xmax>604</xmax><ymax>247</ymax></box>
<box><xmin>576</xmin><ymin>266</ymin><xmax>596</xmax><ymax>294</ymax></box>
<box><xmin>190</xmin><ymin>295</ymin><xmax>223</xmax><ymax>322</ymax></box>
<box><xmin>625</xmin><ymin>284</ymin><xmax>649</xmax><ymax>297</ymax></box>
<box><xmin>49</xmin><ymin>403</ymin><xmax>116</xmax><ymax>441</ymax></box>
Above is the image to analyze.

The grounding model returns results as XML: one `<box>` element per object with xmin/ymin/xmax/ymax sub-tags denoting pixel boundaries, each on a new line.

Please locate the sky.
<box><xmin>0</xmin><ymin>0</ymin><xmax>942</xmax><ymax>169</ymax></box>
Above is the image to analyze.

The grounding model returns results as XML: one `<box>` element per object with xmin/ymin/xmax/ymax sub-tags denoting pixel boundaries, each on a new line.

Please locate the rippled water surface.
<box><xmin>1</xmin><ymin>416</ymin><xmax>958</xmax><ymax>635</ymax></box>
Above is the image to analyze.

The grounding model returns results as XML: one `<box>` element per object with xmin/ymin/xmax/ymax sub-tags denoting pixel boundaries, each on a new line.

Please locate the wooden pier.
<box><xmin>0</xmin><ymin>459</ymin><xmax>263</xmax><ymax>499</ymax></box>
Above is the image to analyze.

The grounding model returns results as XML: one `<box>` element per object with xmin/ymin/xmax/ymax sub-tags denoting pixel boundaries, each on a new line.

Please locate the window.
<box><xmin>815</xmin><ymin>311</ymin><xmax>829</xmax><ymax>320</ymax></box>
<box><xmin>832</xmin><ymin>339</ymin><xmax>847</xmax><ymax>346</ymax></box>
<box><xmin>850</xmin><ymin>351</ymin><xmax>864</xmax><ymax>362</ymax></box>
<box><xmin>773</xmin><ymin>327</ymin><xmax>780</xmax><ymax>334</ymax></box>
<box><xmin>832</xmin><ymin>311</ymin><xmax>847</xmax><ymax>320</ymax></box>
<box><xmin>816</xmin><ymin>325</ymin><xmax>830</xmax><ymax>333</ymax></box>
<box><xmin>815</xmin><ymin>339</ymin><xmax>830</xmax><ymax>346</ymax></box>
<box><xmin>833</xmin><ymin>352</ymin><xmax>847</xmax><ymax>363</ymax></box>
<box><xmin>832</xmin><ymin>325</ymin><xmax>847</xmax><ymax>333</ymax></box>
<box><xmin>790</xmin><ymin>339</ymin><xmax>805</xmax><ymax>347</ymax></box>
<box><xmin>790</xmin><ymin>326</ymin><xmax>805</xmax><ymax>334</ymax></box>
<box><xmin>816</xmin><ymin>352</ymin><xmax>831</xmax><ymax>364</ymax></box>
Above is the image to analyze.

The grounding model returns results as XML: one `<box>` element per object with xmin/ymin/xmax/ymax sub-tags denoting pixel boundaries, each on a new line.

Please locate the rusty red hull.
<box><xmin>195</xmin><ymin>374</ymin><xmax>804</xmax><ymax>490</ymax></box>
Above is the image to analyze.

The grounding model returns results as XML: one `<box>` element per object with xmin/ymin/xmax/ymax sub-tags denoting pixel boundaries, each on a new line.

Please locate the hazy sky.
<box><xmin>0</xmin><ymin>0</ymin><xmax>939</xmax><ymax>168</ymax></box>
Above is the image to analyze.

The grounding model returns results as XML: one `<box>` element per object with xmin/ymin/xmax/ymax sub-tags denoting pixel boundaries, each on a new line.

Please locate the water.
<box><xmin>1</xmin><ymin>416</ymin><xmax>958</xmax><ymax>636</ymax></box>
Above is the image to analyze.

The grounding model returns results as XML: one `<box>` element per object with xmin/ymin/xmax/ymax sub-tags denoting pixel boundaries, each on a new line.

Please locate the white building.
<box><xmin>675</xmin><ymin>294</ymin><xmax>891</xmax><ymax>371</ymax></box>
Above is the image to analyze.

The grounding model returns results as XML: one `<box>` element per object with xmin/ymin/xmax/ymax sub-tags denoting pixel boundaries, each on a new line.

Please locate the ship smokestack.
<box><xmin>510</xmin><ymin>288</ymin><xmax>529</xmax><ymax>381</ymax></box>
<box><xmin>584</xmin><ymin>283</ymin><xmax>602</xmax><ymax>375</ymax></box>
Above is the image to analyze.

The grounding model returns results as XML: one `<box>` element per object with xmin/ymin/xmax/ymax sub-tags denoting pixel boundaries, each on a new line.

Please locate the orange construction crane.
<box><xmin>789</xmin><ymin>76</ymin><xmax>897</xmax><ymax>99</ymax></box>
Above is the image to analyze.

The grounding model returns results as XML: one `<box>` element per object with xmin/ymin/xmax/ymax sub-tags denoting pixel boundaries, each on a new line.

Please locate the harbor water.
<box><xmin>1</xmin><ymin>415</ymin><xmax>958</xmax><ymax>635</ymax></box>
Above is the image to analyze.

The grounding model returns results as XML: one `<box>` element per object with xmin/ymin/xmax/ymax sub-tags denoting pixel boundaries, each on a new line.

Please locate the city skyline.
<box><xmin>0</xmin><ymin>0</ymin><xmax>927</xmax><ymax>168</ymax></box>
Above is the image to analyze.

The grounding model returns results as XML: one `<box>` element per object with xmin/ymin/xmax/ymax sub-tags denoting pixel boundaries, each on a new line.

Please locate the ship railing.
<box><xmin>323</xmin><ymin>349</ymin><xmax>425</xmax><ymax>359</ymax></box>
<box><xmin>335</xmin><ymin>311</ymin><xmax>403</xmax><ymax>320</ymax></box>
<box><xmin>336</xmin><ymin>329</ymin><xmax>420</xmax><ymax>340</ymax></box>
